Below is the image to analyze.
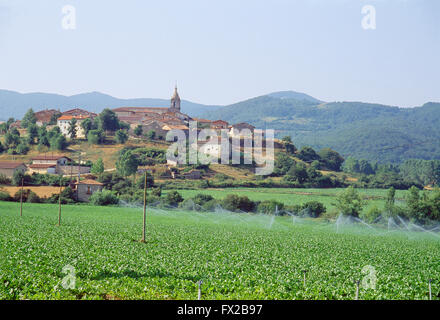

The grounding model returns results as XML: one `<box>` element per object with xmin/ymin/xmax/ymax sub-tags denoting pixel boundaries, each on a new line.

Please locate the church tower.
<box><xmin>170</xmin><ymin>85</ymin><xmax>181</xmax><ymax>112</ymax></box>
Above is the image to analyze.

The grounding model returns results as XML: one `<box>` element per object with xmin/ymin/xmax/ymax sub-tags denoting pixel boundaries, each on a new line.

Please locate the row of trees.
<box><xmin>281</xmin><ymin>136</ymin><xmax>345</xmax><ymax>171</ymax></box>
<box><xmin>335</xmin><ymin>186</ymin><xmax>440</xmax><ymax>224</ymax></box>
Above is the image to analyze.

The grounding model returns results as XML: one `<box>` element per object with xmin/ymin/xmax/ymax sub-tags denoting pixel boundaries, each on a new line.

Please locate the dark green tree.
<box><xmin>21</xmin><ymin>108</ymin><xmax>37</xmax><ymax>128</ymax></box>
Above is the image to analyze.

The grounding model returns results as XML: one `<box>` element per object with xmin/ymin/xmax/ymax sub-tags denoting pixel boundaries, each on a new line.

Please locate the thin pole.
<box><xmin>355</xmin><ymin>280</ymin><xmax>360</xmax><ymax>300</ymax></box>
<box><xmin>58</xmin><ymin>180</ymin><xmax>62</xmax><ymax>226</ymax></box>
<box><xmin>142</xmin><ymin>171</ymin><xmax>147</xmax><ymax>242</ymax></box>
<box><xmin>429</xmin><ymin>279</ymin><xmax>432</xmax><ymax>301</ymax></box>
<box><xmin>303</xmin><ymin>270</ymin><xmax>307</xmax><ymax>287</ymax></box>
<box><xmin>20</xmin><ymin>177</ymin><xmax>24</xmax><ymax>217</ymax></box>
<box><xmin>198</xmin><ymin>280</ymin><xmax>203</xmax><ymax>300</ymax></box>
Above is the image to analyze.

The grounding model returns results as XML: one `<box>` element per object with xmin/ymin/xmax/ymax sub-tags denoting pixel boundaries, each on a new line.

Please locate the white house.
<box><xmin>57</xmin><ymin>115</ymin><xmax>90</xmax><ymax>138</ymax></box>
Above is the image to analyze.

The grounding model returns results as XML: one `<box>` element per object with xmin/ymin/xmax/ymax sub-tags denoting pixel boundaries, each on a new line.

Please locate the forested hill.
<box><xmin>203</xmin><ymin>95</ymin><xmax>440</xmax><ymax>163</ymax></box>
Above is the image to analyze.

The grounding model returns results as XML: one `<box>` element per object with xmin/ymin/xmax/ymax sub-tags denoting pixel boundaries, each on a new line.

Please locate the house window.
<box><xmin>86</xmin><ymin>186</ymin><xmax>91</xmax><ymax>194</ymax></box>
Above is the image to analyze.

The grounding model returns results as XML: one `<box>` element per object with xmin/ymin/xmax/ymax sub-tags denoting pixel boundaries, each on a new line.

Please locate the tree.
<box><xmin>4</xmin><ymin>129</ymin><xmax>21</xmax><ymax>148</ymax></box>
<box><xmin>281</xmin><ymin>136</ymin><xmax>296</xmax><ymax>154</ymax></box>
<box><xmin>146</xmin><ymin>130</ymin><xmax>156</xmax><ymax>141</ymax></box>
<box><xmin>273</xmin><ymin>153</ymin><xmax>295</xmax><ymax>176</ymax></box>
<box><xmin>134</xmin><ymin>125</ymin><xmax>143</xmax><ymax>137</ymax></box>
<box><xmin>81</xmin><ymin>118</ymin><xmax>95</xmax><ymax>137</ymax></box>
<box><xmin>115</xmin><ymin>129</ymin><xmax>128</xmax><ymax>144</ymax></box>
<box><xmin>297</xmin><ymin>146</ymin><xmax>320</xmax><ymax>162</ymax></box>
<box><xmin>286</xmin><ymin>163</ymin><xmax>308</xmax><ymax>183</ymax></box>
<box><xmin>21</xmin><ymin>108</ymin><xmax>37</xmax><ymax>128</ymax></box>
<box><xmin>87</xmin><ymin>129</ymin><xmax>105</xmax><ymax>144</ymax></box>
<box><xmin>136</xmin><ymin>172</ymin><xmax>154</xmax><ymax>189</ymax></box>
<box><xmin>15</xmin><ymin>142</ymin><xmax>30</xmax><ymax>155</ymax></box>
<box><xmin>67</xmin><ymin>118</ymin><xmax>78</xmax><ymax>139</ymax></box>
<box><xmin>164</xmin><ymin>191</ymin><xmax>184</xmax><ymax>206</ymax></box>
<box><xmin>318</xmin><ymin>148</ymin><xmax>344</xmax><ymax>171</ymax></box>
<box><xmin>384</xmin><ymin>187</ymin><xmax>396</xmax><ymax>217</ymax></box>
<box><xmin>98</xmin><ymin>109</ymin><xmax>120</xmax><ymax>132</ymax></box>
<box><xmin>50</xmin><ymin>135</ymin><xmax>67</xmax><ymax>151</ymax></box>
<box><xmin>91</xmin><ymin>158</ymin><xmax>105</xmax><ymax>175</ymax></box>
<box><xmin>116</xmin><ymin>150</ymin><xmax>139</xmax><ymax>178</ymax></box>
<box><xmin>49</xmin><ymin>111</ymin><xmax>62</xmax><ymax>125</ymax></box>
<box><xmin>336</xmin><ymin>186</ymin><xmax>365</xmax><ymax>217</ymax></box>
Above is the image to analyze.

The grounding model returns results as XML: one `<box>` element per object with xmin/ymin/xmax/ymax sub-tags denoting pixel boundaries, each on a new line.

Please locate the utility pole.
<box><xmin>58</xmin><ymin>179</ymin><xmax>62</xmax><ymax>226</ymax></box>
<box><xmin>141</xmin><ymin>171</ymin><xmax>148</xmax><ymax>243</ymax></box>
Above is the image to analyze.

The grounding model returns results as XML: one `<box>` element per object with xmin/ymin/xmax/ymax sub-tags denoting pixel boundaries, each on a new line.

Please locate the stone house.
<box><xmin>211</xmin><ymin>120</ymin><xmax>229</xmax><ymax>130</ymax></box>
<box><xmin>229</xmin><ymin>123</ymin><xmax>255</xmax><ymax>138</ymax></box>
<box><xmin>74</xmin><ymin>179</ymin><xmax>104</xmax><ymax>202</ymax></box>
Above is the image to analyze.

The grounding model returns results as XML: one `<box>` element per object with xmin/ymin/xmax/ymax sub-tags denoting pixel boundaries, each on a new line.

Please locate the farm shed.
<box><xmin>0</xmin><ymin>161</ymin><xmax>27</xmax><ymax>178</ymax></box>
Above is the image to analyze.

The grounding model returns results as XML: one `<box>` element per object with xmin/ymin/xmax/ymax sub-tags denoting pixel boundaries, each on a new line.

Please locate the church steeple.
<box><xmin>170</xmin><ymin>85</ymin><xmax>181</xmax><ymax>111</ymax></box>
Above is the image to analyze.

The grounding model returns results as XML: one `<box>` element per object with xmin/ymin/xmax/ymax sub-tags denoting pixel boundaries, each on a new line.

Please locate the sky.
<box><xmin>0</xmin><ymin>0</ymin><xmax>439</xmax><ymax>107</ymax></box>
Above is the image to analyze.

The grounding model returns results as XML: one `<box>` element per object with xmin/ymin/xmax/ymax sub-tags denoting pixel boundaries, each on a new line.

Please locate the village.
<box><xmin>0</xmin><ymin>87</ymin><xmax>259</xmax><ymax>202</ymax></box>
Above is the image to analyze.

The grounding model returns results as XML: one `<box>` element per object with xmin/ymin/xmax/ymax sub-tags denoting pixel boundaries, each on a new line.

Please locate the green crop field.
<box><xmin>1</xmin><ymin>200</ymin><xmax>439</xmax><ymax>300</ymax></box>
<box><xmin>166</xmin><ymin>188</ymin><xmax>410</xmax><ymax>213</ymax></box>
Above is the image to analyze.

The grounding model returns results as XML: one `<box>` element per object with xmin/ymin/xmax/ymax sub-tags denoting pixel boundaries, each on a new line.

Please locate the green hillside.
<box><xmin>203</xmin><ymin>96</ymin><xmax>440</xmax><ymax>163</ymax></box>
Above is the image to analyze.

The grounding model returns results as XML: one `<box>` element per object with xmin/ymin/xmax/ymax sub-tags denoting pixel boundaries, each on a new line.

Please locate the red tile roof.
<box><xmin>75</xmin><ymin>179</ymin><xmax>104</xmax><ymax>186</ymax></box>
<box><xmin>58</xmin><ymin>115</ymin><xmax>90</xmax><ymax>121</ymax></box>
<box><xmin>0</xmin><ymin>161</ymin><xmax>25</xmax><ymax>169</ymax></box>
<box><xmin>32</xmin><ymin>155</ymin><xmax>71</xmax><ymax>161</ymax></box>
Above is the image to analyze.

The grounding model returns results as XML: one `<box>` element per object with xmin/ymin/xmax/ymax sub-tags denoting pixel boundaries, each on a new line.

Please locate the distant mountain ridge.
<box><xmin>200</xmin><ymin>95</ymin><xmax>440</xmax><ymax>163</ymax></box>
<box><xmin>1</xmin><ymin>89</ymin><xmax>440</xmax><ymax>163</ymax></box>
<box><xmin>0</xmin><ymin>89</ymin><xmax>222</xmax><ymax>119</ymax></box>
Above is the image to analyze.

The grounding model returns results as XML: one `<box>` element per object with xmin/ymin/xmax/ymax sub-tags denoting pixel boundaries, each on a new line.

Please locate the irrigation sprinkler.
<box><xmin>302</xmin><ymin>270</ymin><xmax>308</xmax><ymax>287</ymax></box>
<box><xmin>198</xmin><ymin>280</ymin><xmax>203</xmax><ymax>300</ymax></box>
<box><xmin>429</xmin><ymin>279</ymin><xmax>432</xmax><ymax>300</ymax></box>
<box><xmin>355</xmin><ymin>280</ymin><xmax>360</xmax><ymax>300</ymax></box>
<box><xmin>20</xmin><ymin>178</ymin><xmax>24</xmax><ymax>217</ymax></box>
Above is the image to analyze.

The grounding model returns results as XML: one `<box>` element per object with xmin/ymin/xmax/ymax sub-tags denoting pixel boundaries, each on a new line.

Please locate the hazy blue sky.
<box><xmin>0</xmin><ymin>0</ymin><xmax>439</xmax><ymax>107</ymax></box>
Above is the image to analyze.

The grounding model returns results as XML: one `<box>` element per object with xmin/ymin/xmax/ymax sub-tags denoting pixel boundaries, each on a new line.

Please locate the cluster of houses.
<box><xmin>10</xmin><ymin>86</ymin><xmax>256</xmax><ymax>140</ymax></box>
<box><xmin>0</xmin><ymin>87</ymin><xmax>257</xmax><ymax>201</ymax></box>
<box><xmin>0</xmin><ymin>155</ymin><xmax>101</xmax><ymax>202</ymax></box>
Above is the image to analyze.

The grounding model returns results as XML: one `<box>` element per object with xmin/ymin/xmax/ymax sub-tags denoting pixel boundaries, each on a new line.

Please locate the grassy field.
<box><xmin>165</xmin><ymin>188</ymin><xmax>410</xmax><ymax>214</ymax></box>
<box><xmin>1</xmin><ymin>200</ymin><xmax>439</xmax><ymax>300</ymax></box>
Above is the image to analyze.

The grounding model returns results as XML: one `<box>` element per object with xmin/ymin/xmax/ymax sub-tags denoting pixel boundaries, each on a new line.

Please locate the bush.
<box><xmin>87</xmin><ymin>129</ymin><xmax>105</xmax><ymax>145</ymax></box>
<box><xmin>300</xmin><ymin>201</ymin><xmax>326</xmax><ymax>218</ymax></box>
<box><xmin>89</xmin><ymin>189</ymin><xmax>119</xmax><ymax>206</ymax></box>
<box><xmin>221</xmin><ymin>194</ymin><xmax>256</xmax><ymax>212</ymax></box>
<box><xmin>0</xmin><ymin>191</ymin><xmax>12</xmax><ymax>201</ymax></box>
<box><xmin>163</xmin><ymin>191</ymin><xmax>184</xmax><ymax>206</ymax></box>
<box><xmin>202</xmin><ymin>199</ymin><xmax>219</xmax><ymax>211</ymax></box>
<box><xmin>151</xmin><ymin>187</ymin><xmax>162</xmax><ymax>197</ymax></box>
<box><xmin>0</xmin><ymin>174</ymin><xmax>11</xmax><ymax>185</ymax></box>
<box><xmin>26</xmin><ymin>191</ymin><xmax>41</xmax><ymax>203</ymax></box>
<box><xmin>13</xmin><ymin>189</ymin><xmax>40</xmax><ymax>203</ymax></box>
<box><xmin>115</xmin><ymin>129</ymin><xmax>129</xmax><ymax>144</ymax></box>
<box><xmin>360</xmin><ymin>206</ymin><xmax>382</xmax><ymax>223</ymax></box>
<box><xmin>257</xmin><ymin>200</ymin><xmax>285</xmax><ymax>214</ymax></box>
<box><xmin>191</xmin><ymin>193</ymin><xmax>214</xmax><ymax>206</ymax></box>
<box><xmin>214</xmin><ymin>173</ymin><xmax>229</xmax><ymax>181</ymax></box>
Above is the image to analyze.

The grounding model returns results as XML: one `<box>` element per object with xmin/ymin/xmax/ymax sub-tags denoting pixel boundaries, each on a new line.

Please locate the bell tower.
<box><xmin>170</xmin><ymin>85</ymin><xmax>181</xmax><ymax>112</ymax></box>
